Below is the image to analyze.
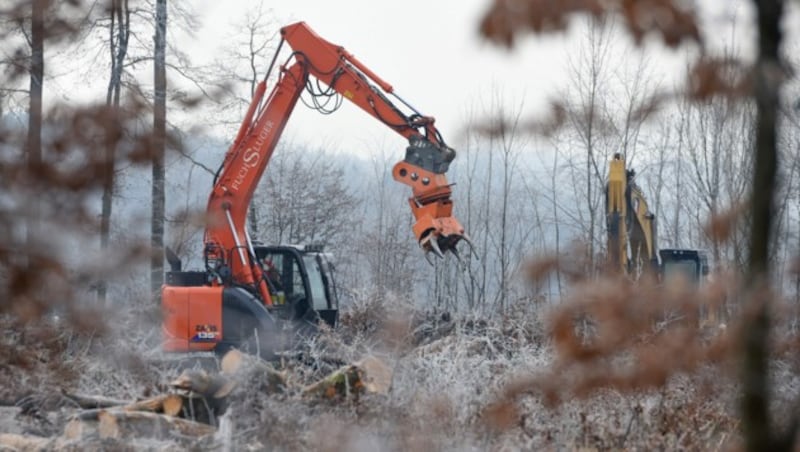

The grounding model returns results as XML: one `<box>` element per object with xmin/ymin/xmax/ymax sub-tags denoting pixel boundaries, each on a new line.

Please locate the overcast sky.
<box><xmin>187</xmin><ymin>0</ymin><xmax>577</xmax><ymax>154</ymax></box>
<box><xmin>35</xmin><ymin>1</ymin><xmax>793</xmax><ymax>158</ymax></box>
<box><xmin>200</xmin><ymin>0</ymin><xmax>800</xmax><ymax>154</ymax></box>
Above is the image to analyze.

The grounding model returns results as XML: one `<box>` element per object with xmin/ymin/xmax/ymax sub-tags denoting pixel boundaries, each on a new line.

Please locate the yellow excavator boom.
<box><xmin>605</xmin><ymin>153</ymin><xmax>658</xmax><ymax>277</ymax></box>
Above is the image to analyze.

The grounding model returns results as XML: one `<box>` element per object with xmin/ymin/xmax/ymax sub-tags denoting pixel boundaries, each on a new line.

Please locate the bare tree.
<box><xmin>741</xmin><ymin>1</ymin><xmax>786</xmax><ymax>449</ymax></box>
<box><xmin>667</xmin><ymin>94</ymin><xmax>690</xmax><ymax>249</ymax></box>
<box><xmin>453</xmin><ymin>101</ymin><xmax>489</xmax><ymax>310</ymax></box>
<box><xmin>25</xmin><ymin>0</ymin><xmax>46</xmax><ymax>259</ymax></box>
<box><xmin>548</xmin><ymin>143</ymin><xmax>565</xmax><ymax>298</ymax></box>
<box><xmin>682</xmin><ymin>57</ymin><xmax>754</xmax><ymax>267</ymax></box>
<box><xmin>575</xmin><ymin>18</ymin><xmax>612</xmax><ymax>263</ymax></box>
<box><xmin>0</xmin><ymin>0</ymin><xmax>166</xmax><ymax>317</ymax></box>
<box><xmin>212</xmin><ymin>0</ymin><xmax>278</xmax><ymax>122</ymax></box>
<box><xmin>211</xmin><ymin>1</ymin><xmax>279</xmax><ymax>238</ymax></box>
<box><xmin>253</xmin><ymin>143</ymin><xmax>359</xmax><ymax>251</ymax></box>
<box><xmin>777</xmin><ymin>83</ymin><xmax>800</xmax><ymax>303</ymax></box>
<box><xmin>358</xmin><ymin>145</ymin><xmax>417</xmax><ymax>299</ymax></box>
<box><xmin>486</xmin><ymin>91</ymin><xmax>526</xmax><ymax>311</ymax></box>
<box><xmin>151</xmin><ymin>0</ymin><xmax>166</xmax><ymax>301</ymax></box>
<box><xmin>98</xmin><ymin>0</ymin><xmax>132</xmax><ymax>304</ymax></box>
<box><xmin>560</xmin><ymin>17</ymin><xmax>614</xmax><ymax>275</ymax></box>
<box><xmin>613</xmin><ymin>52</ymin><xmax>658</xmax><ymax>168</ymax></box>
<box><xmin>0</xmin><ymin>3</ymin><xmax>37</xmax><ymax>116</ymax></box>
<box><xmin>442</xmin><ymin>91</ymin><xmax>536</xmax><ymax>312</ymax></box>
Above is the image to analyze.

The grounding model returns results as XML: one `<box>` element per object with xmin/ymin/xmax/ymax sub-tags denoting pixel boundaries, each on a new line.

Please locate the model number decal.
<box><xmin>191</xmin><ymin>324</ymin><xmax>220</xmax><ymax>342</ymax></box>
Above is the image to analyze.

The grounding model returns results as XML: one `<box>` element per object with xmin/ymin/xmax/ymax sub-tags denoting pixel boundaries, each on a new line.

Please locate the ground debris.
<box><xmin>3</xmin><ymin>349</ymin><xmax>395</xmax><ymax>449</ymax></box>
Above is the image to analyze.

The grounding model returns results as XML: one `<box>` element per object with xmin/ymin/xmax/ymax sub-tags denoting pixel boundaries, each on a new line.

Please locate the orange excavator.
<box><xmin>161</xmin><ymin>22</ymin><xmax>469</xmax><ymax>359</ymax></box>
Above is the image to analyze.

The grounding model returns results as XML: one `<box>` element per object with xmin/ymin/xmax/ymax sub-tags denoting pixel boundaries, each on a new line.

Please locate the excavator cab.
<box><xmin>254</xmin><ymin>244</ymin><xmax>339</xmax><ymax>328</ymax></box>
<box><xmin>659</xmin><ymin>249</ymin><xmax>710</xmax><ymax>286</ymax></box>
<box><xmin>659</xmin><ymin>248</ymin><xmax>722</xmax><ymax>326</ymax></box>
<box><xmin>162</xmin><ymin>243</ymin><xmax>338</xmax><ymax>359</ymax></box>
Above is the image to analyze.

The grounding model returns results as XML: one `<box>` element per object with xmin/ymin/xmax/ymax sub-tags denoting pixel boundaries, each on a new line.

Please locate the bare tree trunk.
<box><xmin>583</xmin><ymin>19</ymin><xmax>607</xmax><ymax>276</ymax></box>
<box><xmin>151</xmin><ymin>0</ymin><xmax>167</xmax><ymax>303</ymax></box>
<box><xmin>565</xmin><ymin>17</ymin><xmax>611</xmax><ymax>277</ymax></box>
<box><xmin>493</xmin><ymin>96</ymin><xmax>523</xmax><ymax>312</ymax></box>
<box><xmin>551</xmin><ymin>147</ymin><xmax>563</xmax><ymax>298</ymax></box>
<box><xmin>26</xmin><ymin>0</ymin><xmax>45</xmax><ymax>260</ymax></box>
<box><xmin>481</xmin><ymin>146</ymin><xmax>492</xmax><ymax>314</ymax></box>
<box><xmin>499</xmin><ymin>139</ymin><xmax>509</xmax><ymax>312</ymax></box>
<box><xmin>99</xmin><ymin>0</ymin><xmax>130</xmax><ymax>305</ymax></box>
<box><xmin>245</xmin><ymin>36</ymin><xmax>260</xmax><ymax>239</ymax></box>
<box><xmin>246</xmin><ymin>28</ymin><xmax>261</xmax><ymax>239</ymax></box>
<box><xmin>741</xmin><ymin>1</ymin><xmax>784</xmax><ymax>450</ymax></box>
<box><xmin>459</xmin><ymin>120</ymin><xmax>481</xmax><ymax>310</ymax></box>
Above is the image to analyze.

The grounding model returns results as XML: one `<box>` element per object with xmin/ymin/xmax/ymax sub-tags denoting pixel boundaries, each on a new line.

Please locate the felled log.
<box><xmin>302</xmin><ymin>364</ymin><xmax>363</xmax><ymax>399</ymax></box>
<box><xmin>356</xmin><ymin>356</ymin><xmax>392</xmax><ymax>394</ymax></box>
<box><xmin>0</xmin><ymin>433</ymin><xmax>51</xmax><ymax>451</ymax></box>
<box><xmin>63</xmin><ymin>417</ymin><xmax>92</xmax><ymax>440</ymax></box>
<box><xmin>169</xmin><ymin>369</ymin><xmax>232</xmax><ymax>424</ymax></box>
<box><xmin>96</xmin><ymin>410</ymin><xmax>215</xmax><ymax>440</ymax></box>
<box><xmin>74</xmin><ymin>393</ymin><xmax>185</xmax><ymax>421</ymax></box>
<box><xmin>414</xmin><ymin>335</ymin><xmax>457</xmax><ymax>357</ymax></box>
<box><xmin>65</xmin><ymin>409</ymin><xmax>216</xmax><ymax>441</ymax></box>
<box><xmin>301</xmin><ymin>355</ymin><xmax>393</xmax><ymax>400</ymax></box>
<box><xmin>60</xmin><ymin>389</ymin><xmax>129</xmax><ymax>409</ymax></box>
<box><xmin>171</xmin><ymin>369</ymin><xmax>234</xmax><ymax>399</ymax></box>
<box><xmin>218</xmin><ymin>349</ymin><xmax>286</xmax><ymax>394</ymax></box>
<box><xmin>125</xmin><ymin>393</ymin><xmax>184</xmax><ymax>416</ymax></box>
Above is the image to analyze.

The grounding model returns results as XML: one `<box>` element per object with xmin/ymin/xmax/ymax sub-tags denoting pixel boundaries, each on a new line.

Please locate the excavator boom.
<box><xmin>605</xmin><ymin>153</ymin><xmax>658</xmax><ymax>277</ymax></box>
<box><xmin>206</xmin><ymin>22</ymin><xmax>467</xmax><ymax>299</ymax></box>
<box><xmin>279</xmin><ymin>22</ymin><xmax>465</xmax><ymax>256</ymax></box>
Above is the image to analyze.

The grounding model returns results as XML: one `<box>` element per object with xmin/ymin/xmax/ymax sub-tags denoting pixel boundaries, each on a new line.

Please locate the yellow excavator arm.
<box><xmin>605</xmin><ymin>153</ymin><xmax>658</xmax><ymax>277</ymax></box>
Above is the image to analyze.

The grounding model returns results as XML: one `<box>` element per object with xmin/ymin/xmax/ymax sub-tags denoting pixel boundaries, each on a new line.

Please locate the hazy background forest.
<box><xmin>2</xmin><ymin>0</ymin><xmax>800</xmax><ymax>450</ymax></box>
<box><xmin>5</xmin><ymin>1</ymin><xmax>799</xmax><ymax>311</ymax></box>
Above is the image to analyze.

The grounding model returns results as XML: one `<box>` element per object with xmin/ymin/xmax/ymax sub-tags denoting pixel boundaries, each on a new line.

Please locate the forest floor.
<box><xmin>1</xmin><ymin>295</ymin><xmax>797</xmax><ymax>451</ymax></box>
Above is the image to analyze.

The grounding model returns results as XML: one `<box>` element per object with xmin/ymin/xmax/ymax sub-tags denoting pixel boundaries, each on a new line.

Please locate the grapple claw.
<box><xmin>424</xmin><ymin>250</ymin><xmax>435</xmax><ymax>266</ymax></box>
<box><xmin>461</xmin><ymin>233</ymin><xmax>479</xmax><ymax>260</ymax></box>
<box><xmin>451</xmin><ymin>246</ymin><xmax>467</xmax><ymax>269</ymax></box>
<box><xmin>419</xmin><ymin>229</ymin><xmax>478</xmax><ymax>264</ymax></box>
<box><xmin>429</xmin><ymin>236</ymin><xmax>445</xmax><ymax>259</ymax></box>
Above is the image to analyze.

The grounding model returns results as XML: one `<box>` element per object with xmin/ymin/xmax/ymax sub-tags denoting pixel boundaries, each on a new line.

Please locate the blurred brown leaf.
<box><xmin>704</xmin><ymin>203</ymin><xmax>747</xmax><ymax>244</ymax></box>
<box><xmin>688</xmin><ymin>57</ymin><xmax>752</xmax><ymax>101</ymax></box>
<box><xmin>483</xmin><ymin>399</ymin><xmax>518</xmax><ymax>431</ymax></box>
<box><xmin>479</xmin><ymin>0</ymin><xmax>701</xmax><ymax>49</ymax></box>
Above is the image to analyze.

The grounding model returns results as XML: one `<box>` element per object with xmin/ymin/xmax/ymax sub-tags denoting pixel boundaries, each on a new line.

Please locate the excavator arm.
<box><xmin>606</xmin><ymin>153</ymin><xmax>658</xmax><ymax>277</ymax></box>
<box><xmin>606</xmin><ymin>154</ymin><xmax>628</xmax><ymax>274</ymax></box>
<box><xmin>628</xmin><ymin>181</ymin><xmax>658</xmax><ymax>274</ymax></box>
<box><xmin>204</xmin><ymin>22</ymin><xmax>468</xmax><ymax>306</ymax></box>
<box><xmin>279</xmin><ymin>23</ymin><xmax>464</xmax><ymax>255</ymax></box>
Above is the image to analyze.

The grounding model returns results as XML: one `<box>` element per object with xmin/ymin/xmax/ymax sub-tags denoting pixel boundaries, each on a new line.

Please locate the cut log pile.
<box><xmin>0</xmin><ymin>350</ymin><xmax>392</xmax><ymax>449</ymax></box>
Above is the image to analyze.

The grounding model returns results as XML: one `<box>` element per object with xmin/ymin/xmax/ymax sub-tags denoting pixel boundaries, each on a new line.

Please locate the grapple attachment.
<box><xmin>407</xmin><ymin>192</ymin><xmax>475</xmax><ymax>263</ymax></box>
<box><xmin>392</xmin><ymin>136</ymin><xmax>473</xmax><ymax>263</ymax></box>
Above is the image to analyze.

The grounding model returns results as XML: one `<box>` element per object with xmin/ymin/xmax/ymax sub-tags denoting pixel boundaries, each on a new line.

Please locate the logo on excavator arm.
<box><xmin>191</xmin><ymin>324</ymin><xmax>220</xmax><ymax>342</ymax></box>
<box><xmin>231</xmin><ymin>120</ymin><xmax>274</xmax><ymax>192</ymax></box>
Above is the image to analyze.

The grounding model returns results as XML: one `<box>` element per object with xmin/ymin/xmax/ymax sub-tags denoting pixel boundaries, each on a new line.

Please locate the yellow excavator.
<box><xmin>605</xmin><ymin>153</ymin><xmax>709</xmax><ymax>284</ymax></box>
